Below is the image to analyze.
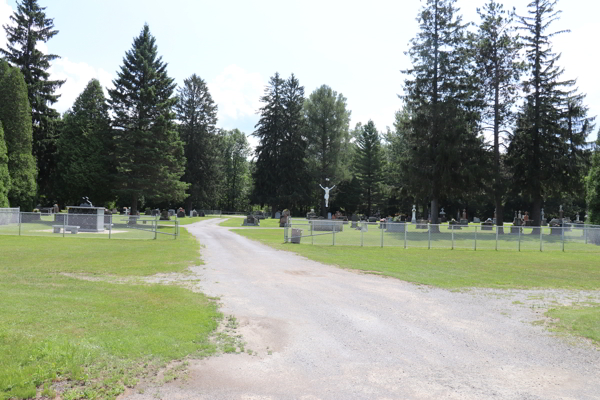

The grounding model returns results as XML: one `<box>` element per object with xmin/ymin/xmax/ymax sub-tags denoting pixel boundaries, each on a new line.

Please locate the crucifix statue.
<box><xmin>319</xmin><ymin>184</ymin><xmax>336</xmax><ymax>208</ymax></box>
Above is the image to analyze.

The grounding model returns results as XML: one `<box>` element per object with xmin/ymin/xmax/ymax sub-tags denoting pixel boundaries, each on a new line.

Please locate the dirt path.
<box><xmin>121</xmin><ymin>218</ymin><xmax>599</xmax><ymax>400</ymax></box>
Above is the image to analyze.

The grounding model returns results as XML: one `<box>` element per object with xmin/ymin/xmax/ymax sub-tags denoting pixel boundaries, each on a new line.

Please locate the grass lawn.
<box><xmin>175</xmin><ymin>216</ymin><xmax>219</xmax><ymax>225</ymax></box>
<box><xmin>0</xmin><ymin>229</ymin><xmax>220</xmax><ymax>400</ymax></box>
<box><xmin>232</xmin><ymin>228</ymin><xmax>600</xmax><ymax>345</ymax></box>
<box><xmin>219</xmin><ymin>217</ymin><xmax>282</xmax><ymax>228</ymax></box>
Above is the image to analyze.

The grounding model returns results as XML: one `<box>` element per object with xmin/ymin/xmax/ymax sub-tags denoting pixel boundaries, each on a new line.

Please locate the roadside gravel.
<box><xmin>120</xmin><ymin>218</ymin><xmax>599</xmax><ymax>400</ymax></box>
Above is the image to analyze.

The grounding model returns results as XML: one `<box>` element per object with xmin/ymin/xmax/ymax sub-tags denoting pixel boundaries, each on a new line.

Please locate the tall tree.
<box><xmin>0</xmin><ymin>60</ymin><xmax>37</xmax><ymax>209</ymax></box>
<box><xmin>1</xmin><ymin>0</ymin><xmax>65</xmax><ymax>200</ymax></box>
<box><xmin>0</xmin><ymin>122</ymin><xmax>9</xmax><ymax>207</ymax></box>
<box><xmin>220</xmin><ymin>128</ymin><xmax>251</xmax><ymax>212</ymax></box>
<box><xmin>175</xmin><ymin>74</ymin><xmax>220</xmax><ymax>213</ymax></box>
<box><xmin>56</xmin><ymin>79</ymin><xmax>114</xmax><ymax>207</ymax></box>
<box><xmin>252</xmin><ymin>73</ymin><xmax>309</xmax><ymax>215</ymax></box>
<box><xmin>507</xmin><ymin>0</ymin><xmax>589</xmax><ymax>227</ymax></box>
<box><xmin>401</xmin><ymin>0</ymin><xmax>484</xmax><ymax>226</ymax></box>
<box><xmin>586</xmin><ymin>132</ymin><xmax>600</xmax><ymax>225</ymax></box>
<box><xmin>475</xmin><ymin>0</ymin><xmax>523</xmax><ymax>230</ymax></box>
<box><xmin>304</xmin><ymin>84</ymin><xmax>351</xmax><ymax>217</ymax></box>
<box><xmin>108</xmin><ymin>24</ymin><xmax>188</xmax><ymax>215</ymax></box>
<box><xmin>354</xmin><ymin>120</ymin><xmax>383</xmax><ymax>216</ymax></box>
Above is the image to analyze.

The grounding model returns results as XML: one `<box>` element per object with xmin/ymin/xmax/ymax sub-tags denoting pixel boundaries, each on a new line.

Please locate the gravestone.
<box><xmin>168</xmin><ymin>209</ymin><xmax>176</xmax><ymax>217</ymax></box>
<box><xmin>481</xmin><ymin>219</ymin><xmax>493</xmax><ymax>231</ymax></box>
<box><xmin>411</xmin><ymin>205</ymin><xmax>416</xmax><ymax>223</ymax></box>
<box><xmin>311</xmin><ymin>220</ymin><xmax>343</xmax><ymax>232</ymax></box>
<box><xmin>439</xmin><ymin>208</ymin><xmax>447</xmax><ymax>223</ymax></box>
<box><xmin>177</xmin><ymin>210</ymin><xmax>186</xmax><ymax>218</ymax></box>
<box><xmin>67</xmin><ymin>205</ymin><xmax>105</xmax><ymax>232</ymax></box>
<box><xmin>243</xmin><ymin>215</ymin><xmax>260</xmax><ymax>226</ymax></box>
<box><xmin>160</xmin><ymin>210</ymin><xmax>170</xmax><ymax>220</ymax></box>
<box><xmin>328</xmin><ymin>212</ymin><xmax>332</xmax><ymax>220</ymax></box>
<box><xmin>191</xmin><ymin>210</ymin><xmax>198</xmax><ymax>217</ymax></box>
<box><xmin>386</xmin><ymin>221</ymin><xmax>406</xmax><ymax>233</ymax></box>
<box><xmin>473</xmin><ymin>217</ymin><xmax>480</xmax><ymax>223</ymax></box>
<box><xmin>351</xmin><ymin>214</ymin><xmax>358</xmax><ymax>229</ymax></box>
<box><xmin>275</xmin><ymin>211</ymin><xmax>281</xmax><ymax>219</ymax></box>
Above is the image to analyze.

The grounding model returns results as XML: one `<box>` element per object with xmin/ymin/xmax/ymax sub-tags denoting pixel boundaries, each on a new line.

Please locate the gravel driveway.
<box><xmin>121</xmin><ymin>218</ymin><xmax>599</xmax><ymax>400</ymax></box>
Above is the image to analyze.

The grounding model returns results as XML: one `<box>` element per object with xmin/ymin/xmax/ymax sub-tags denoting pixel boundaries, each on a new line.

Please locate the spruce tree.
<box><xmin>0</xmin><ymin>122</ymin><xmax>9</xmax><ymax>207</ymax></box>
<box><xmin>304</xmin><ymin>85</ymin><xmax>351</xmax><ymax>216</ymax></box>
<box><xmin>0</xmin><ymin>60</ymin><xmax>37</xmax><ymax>209</ymax></box>
<box><xmin>108</xmin><ymin>24</ymin><xmax>188</xmax><ymax>214</ymax></box>
<box><xmin>252</xmin><ymin>73</ymin><xmax>309</xmax><ymax>215</ymax></box>
<box><xmin>56</xmin><ymin>79</ymin><xmax>114</xmax><ymax>207</ymax></box>
<box><xmin>586</xmin><ymin>132</ymin><xmax>600</xmax><ymax>225</ymax></box>
<box><xmin>402</xmin><ymin>0</ymin><xmax>484</xmax><ymax>226</ymax></box>
<box><xmin>475</xmin><ymin>0</ymin><xmax>523</xmax><ymax>230</ymax></box>
<box><xmin>507</xmin><ymin>0</ymin><xmax>590</xmax><ymax>228</ymax></box>
<box><xmin>175</xmin><ymin>74</ymin><xmax>220</xmax><ymax>213</ymax></box>
<box><xmin>220</xmin><ymin>128</ymin><xmax>251</xmax><ymax>212</ymax></box>
<box><xmin>354</xmin><ymin>120</ymin><xmax>383</xmax><ymax>217</ymax></box>
<box><xmin>1</xmin><ymin>0</ymin><xmax>65</xmax><ymax>199</ymax></box>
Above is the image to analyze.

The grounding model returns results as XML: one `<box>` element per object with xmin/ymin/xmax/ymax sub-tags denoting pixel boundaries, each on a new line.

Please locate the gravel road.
<box><xmin>120</xmin><ymin>218</ymin><xmax>600</xmax><ymax>400</ymax></box>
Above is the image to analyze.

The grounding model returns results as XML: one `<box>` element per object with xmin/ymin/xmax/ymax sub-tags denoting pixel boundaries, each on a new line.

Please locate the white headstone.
<box><xmin>327</xmin><ymin>212</ymin><xmax>332</xmax><ymax>220</ymax></box>
<box><xmin>275</xmin><ymin>211</ymin><xmax>281</xmax><ymax>219</ymax></box>
<box><xmin>411</xmin><ymin>205</ymin><xmax>416</xmax><ymax>223</ymax></box>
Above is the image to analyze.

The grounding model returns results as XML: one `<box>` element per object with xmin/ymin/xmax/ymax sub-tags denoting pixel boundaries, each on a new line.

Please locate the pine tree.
<box><xmin>401</xmin><ymin>0</ymin><xmax>484</xmax><ymax>226</ymax></box>
<box><xmin>108</xmin><ymin>24</ymin><xmax>188</xmax><ymax>214</ymax></box>
<box><xmin>0</xmin><ymin>60</ymin><xmax>37</xmax><ymax>209</ymax></box>
<box><xmin>252</xmin><ymin>73</ymin><xmax>309</xmax><ymax>215</ymax></box>
<box><xmin>175</xmin><ymin>74</ymin><xmax>220</xmax><ymax>212</ymax></box>
<box><xmin>1</xmin><ymin>0</ymin><xmax>65</xmax><ymax>199</ymax></box>
<box><xmin>304</xmin><ymin>85</ymin><xmax>351</xmax><ymax>216</ymax></box>
<box><xmin>586</xmin><ymin>131</ymin><xmax>600</xmax><ymax>225</ymax></box>
<box><xmin>354</xmin><ymin>120</ymin><xmax>383</xmax><ymax>217</ymax></box>
<box><xmin>56</xmin><ymin>79</ymin><xmax>114</xmax><ymax>207</ymax></box>
<box><xmin>0</xmin><ymin>122</ymin><xmax>10</xmax><ymax>207</ymax></box>
<box><xmin>475</xmin><ymin>0</ymin><xmax>523</xmax><ymax>230</ymax></box>
<box><xmin>507</xmin><ymin>0</ymin><xmax>590</xmax><ymax>228</ymax></box>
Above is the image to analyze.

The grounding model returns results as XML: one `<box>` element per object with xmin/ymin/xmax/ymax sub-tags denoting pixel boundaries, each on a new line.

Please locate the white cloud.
<box><xmin>208</xmin><ymin>64</ymin><xmax>264</xmax><ymax>121</ymax></box>
<box><xmin>0</xmin><ymin>0</ymin><xmax>14</xmax><ymax>51</ymax></box>
<box><xmin>49</xmin><ymin>57</ymin><xmax>113</xmax><ymax>113</ymax></box>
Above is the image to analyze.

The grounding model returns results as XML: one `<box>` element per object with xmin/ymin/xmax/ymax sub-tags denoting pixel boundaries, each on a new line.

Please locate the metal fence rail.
<box><xmin>0</xmin><ymin>211</ymin><xmax>179</xmax><ymax>240</ymax></box>
<box><xmin>284</xmin><ymin>219</ymin><xmax>600</xmax><ymax>252</ymax></box>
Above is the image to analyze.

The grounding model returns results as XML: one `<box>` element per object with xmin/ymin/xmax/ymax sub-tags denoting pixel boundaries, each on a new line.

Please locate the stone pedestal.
<box><xmin>66</xmin><ymin>206</ymin><xmax>105</xmax><ymax>232</ymax></box>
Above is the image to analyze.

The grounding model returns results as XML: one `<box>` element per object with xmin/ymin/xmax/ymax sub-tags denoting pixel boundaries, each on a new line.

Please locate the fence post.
<box><xmin>284</xmin><ymin>220</ymin><xmax>289</xmax><ymax>243</ymax></box>
<box><xmin>495</xmin><ymin>226</ymin><xmax>498</xmax><ymax>251</ymax></box>
<box><xmin>174</xmin><ymin>220</ymin><xmax>178</xmax><ymax>240</ymax></box>
<box><xmin>428</xmin><ymin>224</ymin><xmax>431</xmax><ymax>250</ymax></box>
<box><xmin>404</xmin><ymin>225</ymin><xmax>407</xmax><ymax>249</ymax></box>
<box><xmin>451</xmin><ymin>225</ymin><xmax>454</xmax><ymax>250</ymax></box>
<box><xmin>518</xmin><ymin>226</ymin><xmax>521</xmax><ymax>252</ymax></box>
<box><xmin>474</xmin><ymin>226</ymin><xmax>477</xmax><ymax>251</ymax></box>
<box><xmin>333</xmin><ymin>229</ymin><xmax>336</xmax><ymax>246</ymax></box>
<box><xmin>561</xmin><ymin>226</ymin><xmax>565</xmax><ymax>252</ymax></box>
<box><xmin>380</xmin><ymin>222</ymin><xmax>384</xmax><ymax>248</ymax></box>
<box><xmin>109</xmin><ymin>214</ymin><xmax>112</xmax><ymax>240</ymax></box>
<box><xmin>361</xmin><ymin>223</ymin><xmax>364</xmax><ymax>247</ymax></box>
<box><xmin>585</xmin><ymin>226</ymin><xmax>588</xmax><ymax>245</ymax></box>
<box><xmin>153</xmin><ymin>216</ymin><xmax>157</xmax><ymax>240</ymax></box>
<box><xmin>63</xmin><ymin>212</ymin><xmax>66</xmax><ymax>238</ymax></box>
<box><xmin>539</xmin><ymin>226</ymin><xmax>543</xmax><ymax>252</ymax></box>
<box><xmin>18</xmin><ymin>212</ymin><xmax>21</xmax><ymax>236</ymax></box>
<box><xmin>311</xmin><ymin>221</ymin><xmax>314</xmax><ymax>245</ymax></box>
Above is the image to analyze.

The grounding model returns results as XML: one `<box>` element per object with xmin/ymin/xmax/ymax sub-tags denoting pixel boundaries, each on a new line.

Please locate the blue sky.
<box><xmin>1</xmin><ymin>0</ymin><xmax>598</xmax><ymax>148</ymax></box>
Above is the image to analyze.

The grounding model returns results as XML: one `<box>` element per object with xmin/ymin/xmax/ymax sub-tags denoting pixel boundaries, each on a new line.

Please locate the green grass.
<box><xmin>175</xmin><ymin>216</ymin><xmax>219</xmax><ymax>225</ymax></box>
<box><xmin>231</xmin><ymin>228</ymin><xmax>600</xmax><ymax>290</ymax></box>
<box><xmin>547</xmin><ymin>304</ymin><xmax>600</xmax><ymax>345</ymax></box>
<box><xmin>219</xmin><ymin>217</ymin><xmax>282</xmax><ymax>228</ymax></box>
<box><xmin>0</xmin><ymin>229</ymin><xmax>220</xmax><ymax>400</ymax></box>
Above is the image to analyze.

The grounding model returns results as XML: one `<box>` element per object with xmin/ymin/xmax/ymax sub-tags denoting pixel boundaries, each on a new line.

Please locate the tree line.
<box><xmin>1</xmin><ymin>0</ymin><xmax>599</xmax><ymax>225</ymax></box>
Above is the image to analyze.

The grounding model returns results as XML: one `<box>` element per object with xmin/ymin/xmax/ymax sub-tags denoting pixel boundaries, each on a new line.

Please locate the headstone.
<box><xmin>473</xmin><ymin>217</ymin><xmax>480</xmax><ymax>223</ymax></box>
<box><xmin>160</xmin><ymin>210</ymin><xmax>170</xmax><ymax>220</ymax></box>
<box><xmin>168</xmin><ymin>209</ymin><xmax>176</xmax><ymax>217</ymax></box>
<box><xmin>177</xmin><ymin>210</ymin><xmax>186</xmax><ymax>218</ymax></box>
<box><xmin>541</xmin><ymin>208</ymin><xmax>546</xmax><ymax>226</ymax></box>
<box><xmin>411</xmin><ymin>205</ymin><xmax>416</xmax><ymax>223</ymax></box>
<box><xmin>243</xmin><ymin>215</ymin><xmax>260</xmax><ymax>226</ymax></box>
<box><xmin>275</xmin><ymin>211</ymin><xmax>281</xmax><ymax>219</ymax></box>
<box><xmin>191</xmin><ymin>210</ymin><xmax>198</xmax><ymax>217</ymax></box>
<box><xmin>439</xmin><ymin>208</ymin><xmax>447</xmax><ymax>223</ymax></box>
<box><xmin>327</xmin><ymin>212</ymin><xmax>332</xmax><ymax>220</ymax></box>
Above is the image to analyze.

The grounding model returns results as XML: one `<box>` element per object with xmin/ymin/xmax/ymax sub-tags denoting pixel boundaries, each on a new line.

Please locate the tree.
<box><xmin>475</xmin><ymin>0</ymin><xmax>523</xmax><ymax>230</ymax></box>
<box><xmin>56</xmin><ymin>79</ymin><xmax>114</xmax><ymax>207</ymax></box>
<box><xmin>507</xmin><ymin>0</ymin><xmax>590</xmax><ymax>228</ymax></box>
<box><xmin>401</xmin><ymin>0</ymin><xmax>484</xmax><ymax>226</ymax></box>
<box><xmin>175</xmin><ymin>74</ymin><xmax>220</xmax><ymax>213</ymax></box>
<box><xmin>0</xmin><ymin>60</ymin><xmax>37</xmax><ymax>209</ymax></box>
<box><xmin>304</xmin><ymin>85</ymin><xmax>351</xmax><ymax>216</ymax></box>
<box><xmin>220</xmin><ymin>129</ymin><xmax>251</xmax><ymax>211</ymax></box>
<box><xmin>252</xmin><ymin>73</ymin><xmax>309</xmax><ymax>215</ymax></box>
<box><xmin>108</xmin><ymin>24</ymin><xmax>188</xmax><ymax>215</ymax></box>
<box><xmin>1</xmin><ymin>0</ymin><xmax>65</xmax><ymax>199</ymax></box>
<box><xmin>586</xmin><ymin>132</ymin><xmax>600</xmax><ymax>225</ymax></box>
<box><xmin>0</xmin><ymin>122</ymin><xmax>9</xmax><ymax>207</ymax></box>
<box><xmin>354</xmin><ymin>120</ymin><xmax>383</xmax><ymax>216</ymax></box>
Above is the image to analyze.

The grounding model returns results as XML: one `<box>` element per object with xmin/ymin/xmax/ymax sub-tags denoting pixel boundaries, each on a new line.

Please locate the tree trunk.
<box><xmin>495</xmin><ymin>197</ymin><xmax>504</xmax><ymax>235</ymax></box>
<box><xmin>185</xmin><ymin>197</ymin><xmax>192</xmax><ymax>215</ymax></box>
<box><xmin>131</xmin><ymin>194</ymin><xmax>138</xmax><ymax>216</ymax></box>
<box><xmin>430</xmin><ymin>198</ymin><xmax>440</xmax><ymax>233</ymax></box>
<box><xmin>531</xmin><ymin>194</ymin><xmax>542</xmax><ymax>234</ymax></box>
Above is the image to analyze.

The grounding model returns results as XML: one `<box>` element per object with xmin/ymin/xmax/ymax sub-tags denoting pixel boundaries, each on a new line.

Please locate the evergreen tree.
<box><xmin>175</xmin><ymin>74</ymin><xmax>220</xmax><ymax>213</ymax></box>
<box><xmin>1</xmin><ymin>0</ymin><xmax>65</xmax><ymax>199</ymax></box>
<box><xmin>108</xmin><ymin>24</ymin><xmax>188</xmax><ymax>214</ymax></box>
<box><xmin>0</xmin><ymin>122</ymin><xmax>9</xmax><ymax>207</ymax></box>
<box><xmin>354</xmin><ymin>120</ymin><xmax>383</xmax><ymax>216</ymax></box>
<box><xmin>0</xmin><ymin>60</ymin><xmax>37</xmax><ymax>209</ymax></box>
<box><xmin>220</xmin><ymin>129</ymin><xmax>251</xmax><ymax>212</ymax></box>
<box><xmin>252</xmin><ymin>73</ymin><xmax>309</xmax><ymax>215</ymax></box>
<box><xmin>586</xmin><ymin>132</ymin><xmax>600</xmax><ymax>225</ymax></box>
<box><xmin>304</xmin><ymin>85</ymin><xmax>351</xmax><ymax>216</ymax></box>
<box><xmin>56</xmin><ymin>79</ymin><xmax>114</xmax><ymax>207</ymax></box>
<box><xmin>475</xmin><ymin>0</ymin><xmax>523</xmax><ymax>230</ymax></box>
<box><xmin>507</xmin><ymin>0</ymin><xmax>590</xmax><ymax>227</ymax></box>
<box><xmin>401</xmin><ymin>0</ymin><xmax>484</xmax><ymax>226</ymax></box>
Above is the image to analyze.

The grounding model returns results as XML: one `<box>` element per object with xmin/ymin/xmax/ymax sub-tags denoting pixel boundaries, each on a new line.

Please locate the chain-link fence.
<box><xmin>0</xmin><ymin>211</ymin><xmax>179</xmax><ymax>240</ymax></box>
<box><xmin>283</xmin><ymin>219</ymin><xmax>600</xmax><ymax>252</ymax></box>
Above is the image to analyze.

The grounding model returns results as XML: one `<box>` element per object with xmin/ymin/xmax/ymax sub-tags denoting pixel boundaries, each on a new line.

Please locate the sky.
<box><xmin>1</xmin><ymin>0</ymin><xmax>599</xmax><ymax>149</ymax></box>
